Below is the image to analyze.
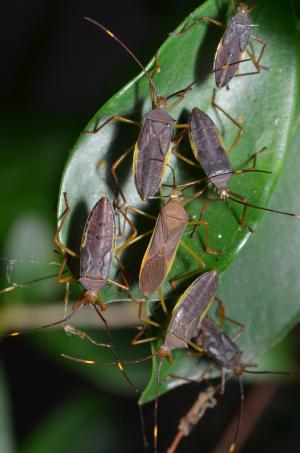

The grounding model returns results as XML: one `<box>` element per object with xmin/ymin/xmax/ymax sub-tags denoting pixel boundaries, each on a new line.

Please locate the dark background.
<box><xmin>1</xmin><ymin>1</ymin><xmax>300</xmax><ymax>452</ymax></box>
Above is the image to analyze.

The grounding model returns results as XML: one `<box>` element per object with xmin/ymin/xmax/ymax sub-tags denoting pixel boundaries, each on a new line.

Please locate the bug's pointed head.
<box><xmin>169</xmin><ymin>187</ymin><xmax>183</xmax><ymax>200</ymax></box>
<box><xmin>217</xmin><ymin>189</ymin><xmax>230</xmax><ymax>201</ymax></box>
<box><xmin>72</xmin><ymin>290</ymin><xmax>98</xmax><ymax>311</ymax></box>
<box><xmin>156</xmin><ymin>96</ymin><xmax>168</xmax><ymax>109</ymax></box>
<box><xmin>235</xmin><ymin>362</ymin><xmax>256</xmax><ymax>377</ymax></box>
<box><xmin>156</xmin><ymin>346</ymin><xmax>173</xmax><ymax>363</ymax></box>
<box><xmin>237</xmin><ymin>2</ymin><xmax>250</xmax><ymax>13</ymax></box>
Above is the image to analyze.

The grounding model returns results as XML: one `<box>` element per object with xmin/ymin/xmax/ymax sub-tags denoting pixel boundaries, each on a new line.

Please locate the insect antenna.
<box><xmin>61</xmin><ymin>351</ymin><xmax>154</xmax><ymax>366</ymax></box>
<box><xmin>245</xmin><ymin>369</ymin><xmax>297</xmax><ymax>376</ymax></box>
<box><xmin>0</xmin><ymin>272</ymin><xmax>59</xmax><ymax>294</ymax></box>
<box><xmin>228</xmin><ymin>376</ymin><xmax>244</xmax><ymax>453</ymax></box>
<box><xmin>84</xmin><ymin>17</ymin><xmax>158</xmax><ymax>104</ymax></box>
<box><xmin>138</xmin><ymin>403</ymin><xmax>149</xmax><ymax>451</ymax></box>
<box><xmin>4</xmin><ymin>306</ymin><xmax>82</xmax><ymax>337</ymax></box>
<box><xmin>166</xmin><ymin>57</ymin><xmax>252</xmax><ymax>100</ymax></box>
<box><xmin>229</xmin><ymin>196</ymin><xmax>300</xmax><ymax>219</ymax></box>
<box><xmin>3</xmin><ymin>295</ymin><xmax>141</xmax><ymax>392</ymax></box>
<box><xmin>163</xmin><ymin>168</ymin><xmax>272</xmax><ymax>192</ymax></box>
<box><xmin>93</xmin><ymin>304</ymin><xmax>139</xmax><ymax>392</ymax></box>
<box><xmin>154</xmin><ymin>358</ymin><xmax>164</xmax><ymax>453</ymax></box>
<box><xmin>248</xmin><ymin>0</ymin><xmax>261</xmax><ymax>12</ymax></box>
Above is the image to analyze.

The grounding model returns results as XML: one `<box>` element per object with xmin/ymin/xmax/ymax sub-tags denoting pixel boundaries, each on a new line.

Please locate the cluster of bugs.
<box><xmin>3</xmin><ymin>1</ymin><xmax>299</xmax><ymax>452</ymax></box>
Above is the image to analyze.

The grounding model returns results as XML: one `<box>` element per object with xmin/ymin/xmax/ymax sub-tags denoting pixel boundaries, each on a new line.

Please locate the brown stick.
<box><xmin>167</xmin><ymin>386</ymin><xmax>218</xmax><ymax>453</ymax></box>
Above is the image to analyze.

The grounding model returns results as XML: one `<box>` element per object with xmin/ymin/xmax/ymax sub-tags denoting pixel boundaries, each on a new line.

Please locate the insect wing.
<box><xmin>195</xmin><ymin>317</ymin><xmax>243</xmax><ymax>370</ymax></box>
<box><xmin>133</xmin><ymin>108</ymin><xmax>174</xmax><ymax>200</ymax></box>
<box><xmin>189</xmin><ymin>108</ymin><xmax>232</xmax><ymax>189</ymax></box>
<box><xmin>215</xmin><ymin>10</ymin><xmax>251</xmax><ymax>87</ymax></box>
<box><xmin>139</xmin><ymin>201</ymin><xmax>188</xmax><ymax>296</ymax></box>
<box><xmin>168</xmin><ymin>271</ymin><xmax>219</xmax><ymax>349</ymax></box>
<box><xmin>80</xmin><ymin>198</ymin><xmax>115</xmax><ymax>288</ymax></box>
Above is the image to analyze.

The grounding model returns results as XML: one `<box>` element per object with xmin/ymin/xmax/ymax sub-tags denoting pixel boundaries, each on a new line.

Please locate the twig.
<box><xmin>167</xmin><ymin>386</ymin><xmax>218</xmax><ymax>453</ymax></box>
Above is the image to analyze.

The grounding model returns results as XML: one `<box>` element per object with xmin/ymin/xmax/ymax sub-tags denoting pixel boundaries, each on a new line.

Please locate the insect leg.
<box><xmin>211</xmin><ymin>88</ymin><xmax>243</xmax><ymax>154</ymax></box>
<box><xmin>113</xmin><ymin>254</ymin><xmax>131</xmax><ymax>289</ymax></box>
<box><xmin>93</xmin><ymin>304</ymin><xmax>139</xmax><ymax>392</ymax></box>
<box><xmin>54</xmin><ymin>192</ymin><xmax>79</xmax><ymax>259</ymax></box>
<box><xmin>228</xmin><ymin>191</ymin><xmax>251</xmax><ymax>230</ymax></box>
<box><xmin>130</xmin><ymin>293</ymin><xmax>163</xmax><ymax>345</ymax></box>
<box><xmin>107</xmin><ymin>278</ymin><xmax>129</xmax><ymax>291</ymax></box>
<box><xmin>167</xmin><ymin>362</ymin><xmax>214</xmax><ymax>385</ymax></box>
<box><xmin>234</xmin><ymin>35</ymin><xmax>267</xmax><ymax>78</ymax></box>
<box><xmin>57</xmin><ymin>256</ymin><xmax>76</xmax><ymax>284</ymax></box>
<box><xmin>112</xmin><ymin>144</ymin><xmax>135</xmax><ymax>210</ymax></box>
<box><xmin>81</xmin><ymin>115</ymin><xmax>140</xmax><ymax>135</ymax></box>
<box><xmin>189</xmin><ymin>195</ymin><xmax>220</xmax><ymax>238</ymax></box>
<box><xmin>188</xmin><ymin>219</ymin><xmax>224</xmax><ymax>255</ymax></box>
<box><xmin>242</xmin><ymin>146</ymin><xmax>267</xmax><ymax>169</ymax></box>
<box><xmin>132</xmin><ymin>325</ymin><xmax>159</xmax><ymax>345</ymax></box>
<box><xmin>169</xmin><ymin>269</ymin><xmax>199</xmax><ymax>291</ymax></box>
<box><xmin>213</xmin><ymin>296</ymin><xmax>225</xmax><ymax>327</ymax></box>
<box><xmin>179</xmin><ymin>240</ymin><xmax>206</xmax><ymax>269</ymax></box>
<box><xmin>158</xmin><ymin>287</ymin><xmax>168</xmax><ymax>316</ymax></box>
<box><xmin>150</xmin><ymin>51</ymin><xmax>161</xmax><ymax>78</ymax></box>
<box><xmin>171</xmin><ymin>16</ymin><xmax>224</xmax><ymax>37</ymax></box>
<box><xmin>173</xmin><ymin>149</ymin><xmax>200</xmax><ymax>168</ymax></box>
<box><xmin>171</xmin><ymin>128</ymin><xmax>201</xmax><ymax>169</ymax></box>
<box><xmin>250</xmin><ymin>34</ymin><xmax>267</xmax><ymax>66</ymax></box>
<box><xmin>115</xmin><ymin>206</ymin><xmax>155</xmax><ymax>255</ymax></box>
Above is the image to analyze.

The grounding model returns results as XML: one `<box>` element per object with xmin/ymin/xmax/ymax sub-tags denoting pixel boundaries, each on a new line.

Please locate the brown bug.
<box><xmin>82</xmin><ymin>19</ymin><xmax>243</xmax><ymax>207</ymax></box>
<box><xmin>178</xmin><ymin>107</ymin><xmax>300</xmax><ymax>230</ymax></box>
<box><xmin>83</xmin><ymin>18</ymin><xmax>193</xmax><ymax>204</ymax></box>
<box><xmin>214</xmin><ymin>1</ymin><xmax>266</xmax><ymax>88</ymax></box>
<box><xmin>175</xmin><ymin>316</ymin><xmax>293</xmax><ymax>453</ymax></box>
<box><xmin>173</xmin><ymin>1</ymin><xmax>266</xmax><ymax>88</ymax></box>
<box><xmin>6</xmin><ymin>193</ymin><xmax>138</xmax><ymax>392</ymax></box>
<box><xmin>62</xmin><ymin>270</ymin><xmax>220</xmax><ymax>453</ymax></box>
<box><xmin>138</xmin><ymin>188</ymin><xmax>221</xmax><ymax>297</ymax></box>
<box><xmin>151</xmin><ymin>270</ymin><xmax>219</xmax><ymax>453</ymax></box>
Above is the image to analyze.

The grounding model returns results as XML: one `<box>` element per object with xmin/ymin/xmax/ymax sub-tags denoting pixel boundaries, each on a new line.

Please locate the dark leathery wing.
<box><xmin>79</xmin><ymin>197</ymin><xmax>115</xmax><ymax>293</ymax></box>
<box><xmin>134</xmin><ymin>107</ymin><xmax>175</xmax><ymax>200</ymax></box>
<box><xmin>139</xmin><ymin>200</ymin><xmax>189</xmax><ymax>296</ymax></box>
<box><xmin>194</xmin><ymin>317</ymin><xmax>244</xmax><ymax>372</ymax></box>
<box><xmin>159</xmin><ymin>270</ymin><xmax>219</xmax><ymax>354</ymax></box>
<box><xmin>215</xmin><ymin>5</ymin><xmax>251</xmax><ymax>88</ymax></box>
<box><xmin>189</xmin><ymin>108</ymin><xmax>232</xmax><ymax>193</ymax></box>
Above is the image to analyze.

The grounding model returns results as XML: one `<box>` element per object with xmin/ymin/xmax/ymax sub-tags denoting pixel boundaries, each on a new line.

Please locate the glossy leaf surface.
<box><xmin>57</xmin><ymin>0</ymin><xmax>300</xmax><ymax>402</ymax></box>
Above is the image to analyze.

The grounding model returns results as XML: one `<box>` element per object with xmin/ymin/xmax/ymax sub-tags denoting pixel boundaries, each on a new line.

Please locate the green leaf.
<box><xmin>58</xmin><ymin>0</ymin><xmax>300</xmax><ymax>402</ymax></box>
<box><xmin>140</xmin><ymin>110</ymin><xmax>300</xmax><ymax>403</ymax></box>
